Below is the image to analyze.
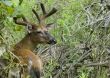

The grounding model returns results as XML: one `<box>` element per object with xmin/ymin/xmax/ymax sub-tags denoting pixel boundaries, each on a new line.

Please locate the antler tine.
<box><xmin>13</xmin><ymin>17</ymin><xmax>27</xmax><ymax>26</ymax></box>
<box><xmin>32</xmin><ymin>3</ymin><xmax>57</xmax><ymax>22</ymax></box>
<box><xmin>32</xmin><ymin>9</ymin><xmax>40</xmax><ymax>23</ymax></box>
<box><xmin>45</xmin><ymin>8</ymin><xmax>57</xmax><ymax>18</ymax></box>
<box><xmin>22</xmin><ymin>16</ymin><xmax>28</xmax><ymax>22</ymax></box>
<box><xmin>40</xmin><ymin>3</ymin><xmax>46</xmax><ymax>15</ymax></box>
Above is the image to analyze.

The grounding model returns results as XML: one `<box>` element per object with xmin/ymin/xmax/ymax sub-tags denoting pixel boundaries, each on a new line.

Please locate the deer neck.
<box><xmin>14</xmin><ymin>34</ymin><xmax>37</xmax><ymax>51</ymax></box>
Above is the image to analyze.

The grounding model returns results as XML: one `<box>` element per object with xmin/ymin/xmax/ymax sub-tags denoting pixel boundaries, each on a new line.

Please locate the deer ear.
<box><xmin>26</xmin><ymin>24</ymin><xmax>36</xmax><ymax>33</ymax></box>
<box><xmin>46</xmin><ymin>23</ymin><xmax>55</xmax><ymax>30</ymax></box>
<box><xmin>26</xmin><ymin>25</ymin><xmax>32</xmax><ymax>33</ymax></box>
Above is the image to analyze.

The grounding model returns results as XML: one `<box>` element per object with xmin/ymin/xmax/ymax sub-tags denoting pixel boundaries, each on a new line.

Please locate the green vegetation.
<box><xmin>0</xmin><ymin>0</ymin><xmax>110</xmax><ymax>78</ymax></box>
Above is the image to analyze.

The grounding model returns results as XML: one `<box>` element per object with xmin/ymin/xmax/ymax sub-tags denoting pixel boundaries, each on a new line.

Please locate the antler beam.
<box><xmin>13</xmin><ymin>16</ymin><xmax>36</xmax><ymax>29</ymax></box>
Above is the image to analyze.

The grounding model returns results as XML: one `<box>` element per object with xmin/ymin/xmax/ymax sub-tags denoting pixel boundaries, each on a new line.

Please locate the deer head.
<box><xmin>13</xmin><ymin>3</ymin><xmax>57</xmax><ymax>45</ymax></box>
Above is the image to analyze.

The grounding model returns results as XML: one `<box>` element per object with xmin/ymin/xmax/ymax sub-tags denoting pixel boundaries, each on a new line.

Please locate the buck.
<box><xmin>12</xmin><ymin>3</ymin><xmax>57</xmax><ymax>78</ymax></box>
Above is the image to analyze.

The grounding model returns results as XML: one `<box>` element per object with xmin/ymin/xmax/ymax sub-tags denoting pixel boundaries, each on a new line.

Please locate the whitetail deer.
<box><xmin>12</xmin><ymin>3</ymin><xmax>57</xmax><ymax>78</ymax></box>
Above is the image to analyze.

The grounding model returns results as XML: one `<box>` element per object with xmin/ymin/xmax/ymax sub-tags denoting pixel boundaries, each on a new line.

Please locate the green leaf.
<box><xmin>14</xmin><ymin>26</ymin><xmax>22</xmax><ymax>31</ymax></box>
<box><xmin>19</xmin><ymin>0</ymin><xmax>23</xmax><ymax>5</ymax></box>
<box><xmin>11</xmin><ymin>0</ymin><xmax>19</xmax><ymax>7</ymax></box>
<box><xmin>7</xmin><ymin>7</ymin><xmax>14</xmax><ymax>15</ymax></box>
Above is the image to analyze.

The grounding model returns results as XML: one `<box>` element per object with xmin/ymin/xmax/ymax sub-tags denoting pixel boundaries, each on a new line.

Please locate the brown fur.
<box><xmin>12</xmin><ymin>34</ymin><xmax>43</xmax><ymax>78</ymax></box>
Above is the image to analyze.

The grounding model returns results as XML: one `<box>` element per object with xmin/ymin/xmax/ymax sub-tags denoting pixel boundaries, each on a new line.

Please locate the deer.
<box><xmin>12</xmin><ymin>3</ymin><xmax>57</xmax><ymax>78</ymax></box>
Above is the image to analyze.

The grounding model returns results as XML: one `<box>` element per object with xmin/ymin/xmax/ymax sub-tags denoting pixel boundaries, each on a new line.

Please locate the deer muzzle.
<box><xmin>48</xmin><ymin>38</ymin><xmax>57</xmax><ymax>45</ymax></box>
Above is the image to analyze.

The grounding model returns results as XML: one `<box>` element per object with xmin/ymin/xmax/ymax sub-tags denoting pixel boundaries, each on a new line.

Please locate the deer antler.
<box><xmin>13</xmin><ymin>16</ymin><xmax>28</xmax><ymax>26</ymax></box>
<box><xmin>45</xmin><ymin>8</ymin><xmax>57</xmax><ymax>18</ymax></box>
<box><xmin>40</xmin><ymin>3</ymin><xmax>57</xmax><ymax>18</ymax></box>
<box><xmin>32</xmin><ymin>3</ymin><xmax>57</xmax><ymax>23</ymax></box>
<box><xmin>40</xmin><ymin>3</ymin><xmax>46</xmax><ymax>15</ymax></box>
<box><xmin>13</xmin><ymin>15</ymin><xmax>37</xmax><ymax>30</ymax></box>
<box><xmin>32</xmin><ymin>9</ymin><xmax>40</xmax><ymax>23</ymax></box>
<box><xmin>14</xmin><ymin>3</ymin><xmax>57</xmax><ymax>28</ymax></box>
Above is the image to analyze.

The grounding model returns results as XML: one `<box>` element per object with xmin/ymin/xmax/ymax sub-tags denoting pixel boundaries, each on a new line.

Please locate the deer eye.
<box><xmin>36</xmin><ymin>31</ymin><xmax>42</xmax><ymax>33</ymax></box>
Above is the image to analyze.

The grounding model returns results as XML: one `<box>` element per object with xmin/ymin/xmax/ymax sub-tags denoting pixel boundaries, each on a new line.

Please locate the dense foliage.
<box><xmin>0</xmin><ymin>0</ymin><xmax>110</xmax><ymax>78</ymax></box>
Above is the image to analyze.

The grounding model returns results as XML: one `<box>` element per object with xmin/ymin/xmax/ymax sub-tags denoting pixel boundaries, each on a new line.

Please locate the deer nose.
<box><xmin>48</xmin><ymin>39</ymin><xmax>57</xmax><ymax>44</ymax></box>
